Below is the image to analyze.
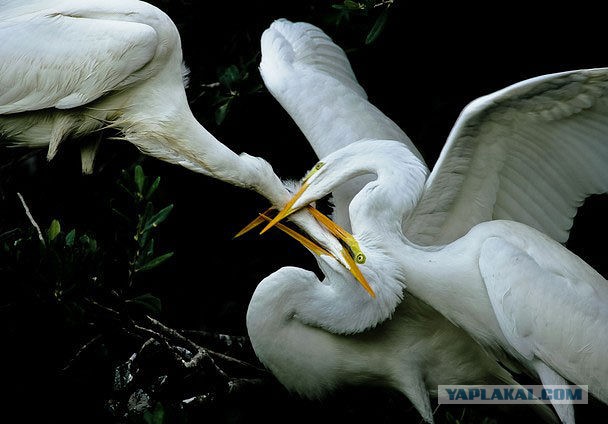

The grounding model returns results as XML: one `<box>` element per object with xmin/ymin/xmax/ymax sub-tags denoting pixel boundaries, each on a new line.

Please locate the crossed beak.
<box><xmin>235</xmin><ymin>199</ymin><xmax>375</xmax><ymax>298</ymax></box>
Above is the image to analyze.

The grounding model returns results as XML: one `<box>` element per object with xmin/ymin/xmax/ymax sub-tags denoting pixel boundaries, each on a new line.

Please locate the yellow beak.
<box><xmin>305</xmin><ymin>207</ymin><xmax>366</xmax><ymax>264</ymax></box>
<box><xmin>260</xmin><ymin>181</ymin><xmax>309</xmax><ymax>235</ymax></box>
<box><xmin>257</xmin><ymin>181</ymin><xmax>366</xmax><ymax>265</ymax></box>
<box><xmin>234</xmin><ymin>207</ymin><xmax>274</xmax><ymax>239</ymax></box>
<box><xmin>235</xmin><ymin>208</ymin><xmax>375</xmax><ymax>298</ymax></box>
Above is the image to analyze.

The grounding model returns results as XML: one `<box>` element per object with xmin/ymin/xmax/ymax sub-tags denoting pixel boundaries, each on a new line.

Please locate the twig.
<box><xmin>180</xmin><ymin>329</ymin><xmax>248</xmax><ymax>347</ymax></box>
<box><xmin>62</xmin><ymin>334</ymin><xmax>102</xmax><ymax>371</ymax></box>
<box><xmin>133</xmin><ymin>324</ymin><xmax>166</xmax><ymax>342</ymax></box>
<box><xmin>145</xmin><ymin>315</ymin><xmax>199</xmax><ymax>351</ymax></box>
<box><xmin>17</xmin><ymin>192</ymin><xmax>45</xmax><ymax>244</ymax></box>
<box><xmin>226</xmin><ymin>377</ymin><xmax>265</xmax><ymax>394</ymax></box>
<box><xmin>145</xmin><ymin>316</ymin><xmax>262</xmax><ymax>371</ymax></box>
<box><xmin>0</xmin><ymin>228</ymin><xmax>20</xmax><ymax>241</ymax></box>
<box><xmin>84</xmin><ymin>298</ymin><xmax>121</xmax><ymax>319</ymax></box>
<box><xmin>373</xmin><ymin>0</ymin><xmax>394</xmax><ymax>8</ymax></box>
<box><xmin>137</xmin><ymin>337</ymin><xmax>157</xmax><ymax>356</ymax></box>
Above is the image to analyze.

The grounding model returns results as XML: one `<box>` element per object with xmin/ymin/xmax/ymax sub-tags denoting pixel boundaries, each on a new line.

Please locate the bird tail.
<box><xmin>495</xmin><ymin>373</ymin><xmax>560</xmax><ymax>424</ymax></box>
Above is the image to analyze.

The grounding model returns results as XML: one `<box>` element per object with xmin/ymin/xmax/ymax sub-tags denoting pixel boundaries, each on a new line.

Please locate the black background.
<box><xmin>1</xmin><ymin>1</ymin><xmax>606</xmax><ymax>422</ymax></box>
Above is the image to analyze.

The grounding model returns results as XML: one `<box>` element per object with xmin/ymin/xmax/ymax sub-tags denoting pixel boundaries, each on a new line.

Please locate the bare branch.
<box><xmin>144</xmin><ymin>315</ymin><xmax>262</xmax><ymax>371</ymax></box>
<box><xmin>17</xmin><ymin>192</ymin><xmax>45</xmax><ymax>244</ymax></box>
<box><xmin>62</xmin><ymin>334</ymin><xmax>103</xmax><ymax>371</ymax></box>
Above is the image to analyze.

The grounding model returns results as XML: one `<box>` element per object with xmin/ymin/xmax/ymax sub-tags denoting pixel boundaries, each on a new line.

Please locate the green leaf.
<box><xmin>127</xmin><ymin>293</ymin><xmax>162</xmax><ymax>316</ymax></box>
<box><xmin>136</xmin><ymin>252</ymin><xmax>174</xmax><ymax>272</ymax></box>
<box><xmin>143</xmin><ymin>402</ymin><xmax>165</xmax><ymax>424</ymax></box>
<box><xmin>138</xmin><ymin>226</ymin><xmax>151</xmax><ymax>249</ymax></box>
<box><xmin>146</xmin><ymin>238</ymin><xmax>155</xmax><ymax>258</ymax></box>
<box><xmin>134</xmin><ymin>165</ymin><xmax>145</xmax><ymax>194</ymax></box>
<box><xmin>48</xmin><ymin>219</ymin><xmax>61</xmax><ymax>241</ymax></box>
<box><xmin>80</xmin><ymin>234</ymin><xmax>98</xmax><ymax>253</ymax></box>
<box><xmin>144</xmin><ymin>204</ymin><xmax>174</xmax><ymax>232</ymax></box>
<box><xmin>365</xmin><ymin>9</ymin><xmax>389</xmax><ymax>44</ymax></box>
<box><xmin>215</xmin><ymin>100</ymin><xmax>231</xmax><ymax>125</ymax></box>
<box><xmin>111</xmin><ymin>208</ymin><xmax>131</xmax><ymax>224</ymax></box>
<box><xmin>118</xmin><ymin>182</ymin><xmax>135</xmax><ymax>198</ymax></box>
<box><xmin>344</xmin><ymin>0</ymin><xmax>363</xmax><ymax>9</ymax></box>
<box><xmin>65</xmin><ymin>229</ymin><xmax>76</xmax><ymax>247</ymax></box>
<box><xmin>138</xmin><ymin>202</ymin><xmax>154</xmax><ymax>235</ymax></box>
<box><xmin>219</xmin><ymin>65</ymin><xmax>240</xmax><ymax>89</ymax></box>
<box><xmin>145</xmin><ymin>176</ymin><xmax>161</xmax><ymax>200</ymax></box>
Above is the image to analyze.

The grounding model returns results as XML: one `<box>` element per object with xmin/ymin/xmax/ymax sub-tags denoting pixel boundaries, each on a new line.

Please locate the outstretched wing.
<box><xmin>260</xmin><ymin>19</ymin><xmax>424</xmax><ymax>227</ymax></box>
<box><xmin>479</xmin><ymin>234</ymin><xmax>608</xmax><ymax>402</ymax></box>
<box><xmin>406</xmin><ymin>68</ymin><xmax>608</xmax><ymax>245</ymax></box>
<box><xmin>0</xmin><ymin>1</ymin><xmax>159</xmax><ymax>113</ymax></box>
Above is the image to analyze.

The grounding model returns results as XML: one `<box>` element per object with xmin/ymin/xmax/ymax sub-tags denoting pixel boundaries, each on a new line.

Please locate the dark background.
<box><xmin>1</xmin><ymin>1</ymin><xmax>606</xmax><ymax>423</ymax></box>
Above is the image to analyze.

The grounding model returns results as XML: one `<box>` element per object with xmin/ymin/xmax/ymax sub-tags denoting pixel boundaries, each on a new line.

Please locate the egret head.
<box><xmin>259</xmin><ymin>149</ymin><xmax>371</xmax><ymax>263</ymax></box>
<box><xmin>236</xmin><ymin>208</ymin><xmax>376</xmax><ymax>298</ymax></box>
<box><xmin>260</xmin><ymin>140</ymin><xmax>428</xmax><ymax>257</ymax></box>
<box><xmin>301</xmin><ymin>220</ymin><xmax>407</xmax><ymax>333</ymax></box>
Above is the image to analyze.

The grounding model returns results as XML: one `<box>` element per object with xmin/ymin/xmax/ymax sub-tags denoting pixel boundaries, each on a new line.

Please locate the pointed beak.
<box><xmin>235</xmin><ymin>208</ymin><xmax>375</xmax><ymax>298</ymax></box>
<box><xmin>234</xmin><ymin>207</ymin><xmax>274</xmax><ymax>239</ymax></box>
<box><xmin>260</xmin><ymin>181</ymin><xmax>309</xmax><ymax>235</ymax></box>
<box><xmin>306</xmin><ymin>206</ymin><xmax>366</xmax><ymax>264</ymax></box>
<box><xmin>257</xmin><ymin>180</ymin><xmax>366</xmax><ymax>265</ymax></box>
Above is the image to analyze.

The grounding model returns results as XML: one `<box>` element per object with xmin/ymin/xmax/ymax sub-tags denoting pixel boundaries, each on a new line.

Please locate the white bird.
<box><xmin>0</xmin><ymin>1</ymin><xmax>357</xmax><ymax>262</ymax></box>
<box><xmin>263</xmin><ymin>39</ymin><xmax>608</xmax><ymax>423</ymax></box>
<box><xmin>0</xmin><ymin>0</ymin><xmax>286</xmax><ymax>196</ymax></box>
<box><xmin>245</xmin><ymin>20</ymin><xmax>559</xmax><ymax>423</ymax></box>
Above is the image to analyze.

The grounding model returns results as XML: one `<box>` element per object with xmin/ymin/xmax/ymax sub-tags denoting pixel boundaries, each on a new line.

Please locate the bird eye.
<box><xmin>303</xmin><ymin>162</ymin><xmax>325</xmax><ymax>182</ymax></box>
<box><xmin>355</xmin><ymin>253</ymin><xmax>366</xmax><ymax>264</ymax></box>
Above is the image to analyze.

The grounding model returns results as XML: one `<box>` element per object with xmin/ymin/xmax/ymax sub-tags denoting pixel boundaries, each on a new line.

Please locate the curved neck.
<box><xmin>123</xmin><ymin>100</ymin><xmax>289</xmax><ymax>206</ymax></box>
<box><xmin>249</xmin><ymin>266</ymin><xmax>403</xmax><ymax>335</ymax></box>
<box><xmin>247</xmin><ymin>267</ymin><xmax>385</xmax><ymax>397</ymax></box>
<box><xmin>343</xmin><ymin>141</ymin><xmax>427</xmax><ymax>242</ymax></box>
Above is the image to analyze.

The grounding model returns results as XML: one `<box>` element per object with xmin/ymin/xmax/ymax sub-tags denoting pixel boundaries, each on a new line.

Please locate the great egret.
<box><xmin>245</xmin><ymin>20</ymin><xmax>559</xmax><ymax>423</ymax></box>
<box><xmin>265</xmin><ymin>64</ymin><xmax>608</xmax><ymax>424</ymax></box>
<box><xmin>0</xmin><ymin>1</ymin><xmax>362</xmax><ymax>266</ymax></box>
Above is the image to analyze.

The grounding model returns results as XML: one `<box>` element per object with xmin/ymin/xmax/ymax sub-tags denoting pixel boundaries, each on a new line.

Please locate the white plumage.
<box><xmin>263</xmin><ymin>22</ymin><xmax>608</xmax><ymax>423</ymax></box>
<box><xmin>0</xmin><ymin>1</ymin><xmax>354</xmax><ymax>257</ymax></box>
<box><xmin>406</xmin><ymin>69</ymin><xmax>608</xmax><ymax>245</ymax></box>
<box><xmin>0</xmin><ymin>0</ymin><xmax>285</xmax><ymax>202</ymax></box>
<box><xmin>247</xmin><ymin>19</ymin><xmax>561</xmax><ymax>423</ymax></box>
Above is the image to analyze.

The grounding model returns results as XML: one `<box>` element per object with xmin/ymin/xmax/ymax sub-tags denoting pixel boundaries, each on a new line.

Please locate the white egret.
<box><xmin>245</xmin><ymin>20</ymin><xmax>559</xmax><ymax>423</ymax></box>
<box><xmin>0</xmin><ymin>0</ymin><xmax>287</xmax><ymax>199</ymax></box>
<box><xmin>266</xmin><ymin>65</ymin><xmax>608</xmax><ymax>424</ymax></box>
<box><xmin>0</xmin><ymin>1</ymin><xmax>362</xmax><ymax>265</ymax></box>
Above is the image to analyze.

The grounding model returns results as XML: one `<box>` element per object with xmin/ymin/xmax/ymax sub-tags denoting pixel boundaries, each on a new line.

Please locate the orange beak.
<box><xmin>234</xmin><ymin>207</ymin><xmax>274</xmax><ymax>239</ymax></box>
<box><xmin>235</xmin><ymin>207</ymin><xmax>375</xmax><ymax>298</ymax></box>
<box><xmin>306</xmin><ymin>206</ymin><xmax>366</xmax><ymax>264</ymax></box>
<box><xmin>260</xmin><ymin>181</ymin><xmax>309</xmax><ymax>235</ymax></box>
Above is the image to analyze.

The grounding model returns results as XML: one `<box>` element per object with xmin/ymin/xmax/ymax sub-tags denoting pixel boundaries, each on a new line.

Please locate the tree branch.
<box><xmin>17</xmin><ymin>192</ymin><xmax>45</xmax><ymax>244</ymax></box>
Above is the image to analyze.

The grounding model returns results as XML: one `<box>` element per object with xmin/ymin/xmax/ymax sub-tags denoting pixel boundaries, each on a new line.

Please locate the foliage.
<box><xmin>0</xmin><ymin>0</ymin><xmax>505</xmax><ymax>421</ymax></box>
<box><xmin>5</xmin><ymin>1</ymin><xmax>601</xmax><ymax>423</ymax></box>
<box><xmin>1</xmin><ymin>164</ymin><xmax>172</xmax><ymax>314</ymax></box>
<box><xmin>331</xmin><ymin>0</ymin><xmax>393</xmax><ymax>44</ymax></box>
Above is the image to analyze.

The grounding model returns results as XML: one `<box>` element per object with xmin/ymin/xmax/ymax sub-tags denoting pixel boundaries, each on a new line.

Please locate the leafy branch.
<box><xmin>331</xmin><ymin>0</ymin><xmax>395</xmax><ymax>45</ymax></box>
<box><xmin>116</xmin><ymin>165</ymin><xmax>175</xmax><ymax>286</ymax></box>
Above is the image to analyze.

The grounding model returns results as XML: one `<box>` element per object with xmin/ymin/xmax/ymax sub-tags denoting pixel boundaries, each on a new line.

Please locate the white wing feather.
<box><xmin>479</xmin><ymin>235</ymin><xmax>608</xmax><ymax>402</ymax></box>
<box><xmin>0</xmin><ymin>1</ymin><xmax>159</xmax><ymax>113</ymax></box>
<box><xmin>260</xmin><ymin>19</ymin><xmax>421</xmax><ymax>160</ymax></box>
<box><xmin>407</xmin><ymin>69</ymin><xmax>608</xmax><ymax>245</ymax></box>
<box><xmin>260</xmin><ymin>19</ymin><xmax>425</xmax><ymax>227</ymax></box>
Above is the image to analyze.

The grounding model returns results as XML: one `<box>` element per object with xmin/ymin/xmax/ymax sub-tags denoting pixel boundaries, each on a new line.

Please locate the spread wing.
<box><xmin>406</xmin><ymin>68</ymin><xmax>608</xmax><ymax>245</ymax></box>
<box><xmin>260</xmin><ymin>19</ymin><xmax>424</xmax><ymax>227</ymax></box>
